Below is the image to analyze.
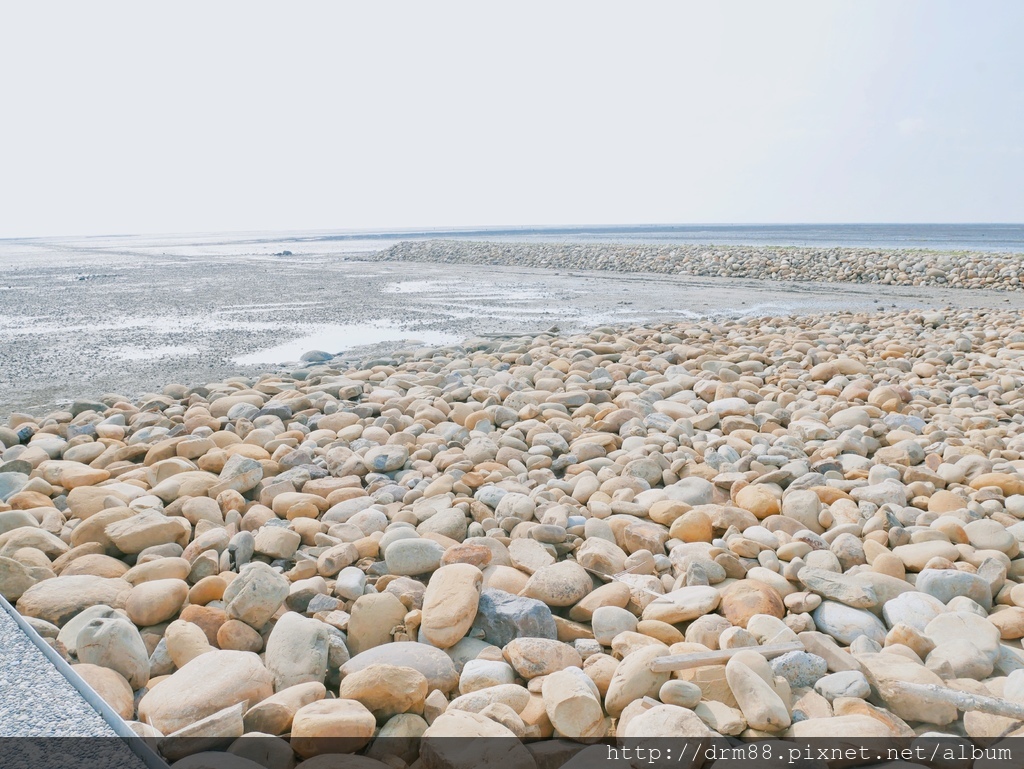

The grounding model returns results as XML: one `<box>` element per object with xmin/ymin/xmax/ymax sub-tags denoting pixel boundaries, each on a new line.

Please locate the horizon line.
<box><xmin>2</xmin><ymin>221</ymin><xmax>1023</xmax><ymax>243</ymax></box>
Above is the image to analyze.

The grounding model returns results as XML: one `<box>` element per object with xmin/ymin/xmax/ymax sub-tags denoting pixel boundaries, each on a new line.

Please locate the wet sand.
<box><xmin>1</xmin><ymin>243</ymin><xmax>1021</xmax><ymax>414</ymax></box>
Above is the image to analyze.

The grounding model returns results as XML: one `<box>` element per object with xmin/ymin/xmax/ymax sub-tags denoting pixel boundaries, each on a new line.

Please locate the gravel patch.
<box><xmin>0</xmin><ymin>600</ymin><xmax>120</xmax><ymax>737</ymax></box>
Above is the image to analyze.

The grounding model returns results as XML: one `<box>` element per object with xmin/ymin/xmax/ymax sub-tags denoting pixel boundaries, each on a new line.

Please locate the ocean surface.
<box><xmin>302</xmin><ymin>223</ymin><xmax>1024</xmax><ymax>252</ymax></box>
<box><xmin>2</xmin><ymin>224</ymin><xmax>1023</xmax><ymax>264</ymax></box>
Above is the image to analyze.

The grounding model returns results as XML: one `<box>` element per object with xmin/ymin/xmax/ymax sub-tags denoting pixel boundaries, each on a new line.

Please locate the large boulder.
<box><xmin>264</xmin><ymin>612</ymin><xmax>330</xmax><ymax>691</ymax></box>
<box><xmin>16</xmin><ymin>576</ymin><xmax>131</xmax><ymax>626</ymax></box>
<box><xmin>338</xmin><ymin>664</ymin><xmax>428</xmax><ymax>722</ymax></box>
<box><xmin>0</xmin><ymin>555</ymin><xmax>39</xmax><ymax>601</ymax></box>
<box><xmin>137</xmin><ymin>650</ymin><xmax>274</xmax><ymax>734</ymax></box>
<box><xmin>421</xmin><ymin>710</ymin><xmax>536</xmax><ymax>769</ymax></box>
<box><xmin>290</xmin><ymin>699</ymin><xmax>376</xmax><ymax>757</ymax></box>
<box><xmin>105</xmin><ymin>511</ymin><xmax>186</xmax><ymax>554</ymax></box>
<box><xmin>74</xmin><ymin>663</ymin><xmax>135</xmax><ymax>720</ymax></box>
<box><xmin>604</xmin><ymin>645</ymin><xmax>671</xmax><ymax>717</ymax></box>
<box><xmin>347</xmin><ymin>592</ymin><xmax>407</xmax><ymax>656</ymax></box>
<box><xmin>242</xmin><ymin>681</ymin><xmax>327</xmax><ymax>736</ymax></box>
<box><xmin>124</xmin><ymin>579</ymin><xmax>189</xmax><ymax>627</ymax></box>
<box><xmin>223</xmin><ymin>562</ymin><xmax>289</xmax><ymax>630</ymax></box>
<box><xmin>541</xmin><ymin>668</ymin><xmax>606</xmax><ymax>739</ymax></box>
<box><xmin>857</xmin><ymin>653</ymin><xmax>958</xmax><ymax>725</ymax></box>
<box><xmin>341</xmin><ymin>642</ymin><xmax>459</xmax><ymax>694</ymax></box>
<box><xmin>76</xmin><ymin>617</ymin><xmax>151</xmax><ymax>690</ymax></box>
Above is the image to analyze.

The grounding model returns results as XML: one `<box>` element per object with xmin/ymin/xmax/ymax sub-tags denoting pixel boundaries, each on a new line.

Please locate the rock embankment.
<box><xmin>1</xmin><ymin>308</ymin><xmax>1024</xmax><ymax>765</ymax></box>
<box><xmin>372</xmin><ymin>239</ymin><xmax>1024</xmax><ymax>290</ymax></box>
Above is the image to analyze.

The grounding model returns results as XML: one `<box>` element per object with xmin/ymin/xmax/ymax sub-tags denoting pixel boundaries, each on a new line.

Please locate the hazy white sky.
<box><xmin>1</xmin><ymin>1</ymin><xmax>1021</xmax><ymax>238</ymax></box>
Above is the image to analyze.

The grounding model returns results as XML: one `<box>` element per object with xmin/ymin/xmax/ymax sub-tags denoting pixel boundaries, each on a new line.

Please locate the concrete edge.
<box><xmin>0</xmin><ymin>593</ymin><xmax>169</xmax><ymax>769</ymax></box>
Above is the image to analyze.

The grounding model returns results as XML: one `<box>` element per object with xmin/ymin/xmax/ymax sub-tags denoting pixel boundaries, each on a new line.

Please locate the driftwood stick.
<box><xmin>650</xmin><ymin>641</ymin><xmax>805</xmax><ymax>673</ymax></box>
<box><xmin>581</xmin><ymin>562</ymin><xmax>651</xmax><ymax>583</ymax></box>
<box><xmin>889</xmin><ymin>682</ymin><xmax>1024</xmax><ymax>721</ymax></box>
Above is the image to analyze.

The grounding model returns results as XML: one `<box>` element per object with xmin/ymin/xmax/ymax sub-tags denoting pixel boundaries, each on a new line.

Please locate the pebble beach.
<box><xmin>3</xmin><ymin>239</ymin><xmax>1024</xmax><ymax>766</ymax></box>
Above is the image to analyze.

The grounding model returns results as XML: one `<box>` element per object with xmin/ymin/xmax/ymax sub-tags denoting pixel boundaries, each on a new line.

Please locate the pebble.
<box><xmin>76</xmin><ymin>617</ymin><xmax>150</xmax><ymax>690</ymax></box>
<box><xmin>719</xmin><ymin>579</ymin><xmax>785</xmax><ymax>627</ymax></box>
<box><xmin>383</xmin><ymin>538</ymin><xmax>445</xmax><ymax>576</ymax></box>
<box><xmin>642</xmin><ymin>585</ymin><xmax>720</xmax><ymax>624</ymax></box>
<box><xmin>472</xmin><ymin>588</ymin><xmax>557</xmax><ymax>647</ymax></box>
<box><xmin>124</xmin><ymin>578</ymin><xmax>188</xmax><ymax>627</ymax></box>
<box><xmin>915</xmin><ymin>568</ymin><xmax>994</xmax><ymax>610</ymax></box>
<box><xmin>503</xmin><ymin>637</ymin><xmax>582</xmax><ymax>679</ymax></box>
<box><xmin>165</xmin><ymin>618</ymin><xmax>214</xmax><ymax>667</ymax></box>
<box><xmin>858</xmin><ymin>652</ymin><xmax>958</xmax><ymax>725</ymax></box>
<box><xmin>769</xmin><ymin>650</ymin><xmax>828</xmax><ymax>689</ymax></box>
<box><xmin>264</xmin><ymin>611</ymin><xmax>330</xmax><ymax>690</ymax></box>
<box><xmin>337</xmin><ymin>663</ymin><xmax>428</xmax><ymax>721</ymax></box>
<box><xmin>459</xmin><ymin>659</ymin><xmax>516</xmax><ymax>693</ymax></box>
<box><xmin>340</xmin><ymin>643</ymin><xmax>459</xmax><ymax>694</ymax></box>
<box><xmin>812</xmin><ymin>600</ymin><xmax>887</xmax><ymax>646</ymax></box>
<box><xmin>881</xmin><ymin>591</ymin><xmax>946</xmax><ymax>631</ymax></box>
<box><xmin>658</xmin><ymin>679</ymin><xmax>702</xmax><ymax>709</ymax></box>
<box><xmin>623</xmin><ymin>703</ymin><xmax>715</xmax><ymax>738</ymax></box>
<box><xmin>520</xmin><ymin>560</ymin><xmax>592</xmax><ymax>606</ymax></box>
<box><xmin>590</xmin><ymin>605</ymin><xmax>638</xmax><ymax>646</ymax></box>
<box><xmin>222</xmin><ymin>563</ymin><xmax>288</xmax><ymax>629</ymax></box>
<box><xmin>242</xmin><ymin>681</ymin><xmax>326</xmax><ymax>735</ymax></box>
<box><xmin>16</xmin><ymin>576</ymin><xmax>131</xmax><ymax>626</ymax></box>
<box><xmin>798</xmin><ymin>567</ymin><xmax>878</xmax><ymax>609</ymax></box>
<box><xmin>72</xmin><ymin>663</ymin><xmax>135</xmax><ymax>720</ymax></box>
<box><xmin>725</xmin><ymin>657</ymin><xmax>791</xmax><ymax>731</ymax></box>
<box><xmin>604</xmin><ymin>644</ymin><xmax>670</xmax><ymax>717</ymax></box>
<box><xmin>290</xmin><ymin>698</ymin><xmax>376</xmax><ymax>757</ymax></box>
<box><xmin>418</xmin><ymin>563</ymin><xmax>483</xmax><ymax>649</ymax></box>
<box><xmin>541</xmin><ymin>667</ymin><xmax>606</xmax><ymax>739</ymax></box>
<box><xmin>814</xmin><ymin>670</ymin><xmax>871</xmax><ymax>701</ymax></box>
<box><xmin>347</xmin><ymin>592</ymin><xmax>406</xmax><ymax>655</ymax></box>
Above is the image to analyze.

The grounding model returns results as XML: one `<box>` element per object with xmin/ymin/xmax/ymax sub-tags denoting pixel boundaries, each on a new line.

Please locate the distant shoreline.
<box><xmin>4</xmin><ymin>223</ymin><xmax>1024</xmax><ymax>253</ymax></box>
<box><xmin>371</xmin><ymin>240</ymin><xmax>1024</xmax><ymax>292</ymax></box>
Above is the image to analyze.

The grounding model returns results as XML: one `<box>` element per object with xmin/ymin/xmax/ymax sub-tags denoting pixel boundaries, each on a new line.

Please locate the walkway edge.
<box><xmin>0</xmin><ymin>593</ymin><xmax>169</xmax><ymax>769</ymax></box>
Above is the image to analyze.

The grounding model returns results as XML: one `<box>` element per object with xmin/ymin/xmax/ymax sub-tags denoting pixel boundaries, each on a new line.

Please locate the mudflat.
<box><xmin>2</xmin><ymin>238</ymin><xmax>1021</xmax><ymax>413</ymax></box>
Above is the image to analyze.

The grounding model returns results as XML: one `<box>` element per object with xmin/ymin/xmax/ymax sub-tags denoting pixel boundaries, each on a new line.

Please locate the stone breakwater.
<box><xmin>1</xmin><ymin>308</ymin><xmax>1024</xmax><ymax>762</ymax></box>
<box><xmin>372</xmin><ymin>239</ymin><xmax>1024</xmax><ymax>290</ymax></box>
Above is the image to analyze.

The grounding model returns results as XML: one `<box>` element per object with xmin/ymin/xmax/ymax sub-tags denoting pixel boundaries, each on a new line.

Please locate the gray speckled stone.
<box><xmin>769</xmin><ymin>650</ymin><xmax>828</xmax><ymax>689</ymax></box>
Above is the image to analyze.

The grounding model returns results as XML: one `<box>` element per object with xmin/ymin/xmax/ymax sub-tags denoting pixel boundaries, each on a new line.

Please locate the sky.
<box><xmin>0</xmin><ymin>1</ymin><xmax>1021</xmax><ymax>238</ymax></box>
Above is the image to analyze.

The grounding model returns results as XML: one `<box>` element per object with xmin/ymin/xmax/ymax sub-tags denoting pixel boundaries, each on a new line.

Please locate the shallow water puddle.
<box><xmin>234</xmin><ymin>322</ymin><xmax>461</xmax><ymax>365</ymax></box>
